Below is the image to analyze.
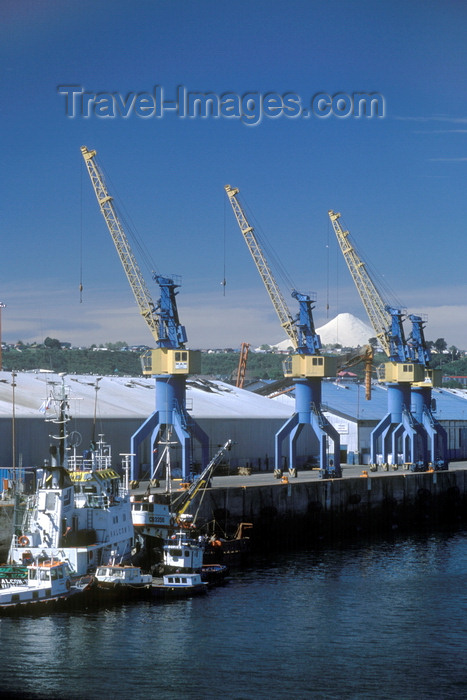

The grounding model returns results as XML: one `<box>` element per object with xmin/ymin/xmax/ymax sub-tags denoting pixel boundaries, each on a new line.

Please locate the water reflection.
<box><xmin>2</xmin><ymin>531</ymin><xmax>467</xmax><ymax>699</ymax></box>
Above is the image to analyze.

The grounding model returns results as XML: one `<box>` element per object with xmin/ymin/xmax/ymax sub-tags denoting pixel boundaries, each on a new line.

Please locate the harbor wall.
<box><xmin>192</xmin><ymin>469</ymin><xmax>467</xmax><ymax>545</ymax></box>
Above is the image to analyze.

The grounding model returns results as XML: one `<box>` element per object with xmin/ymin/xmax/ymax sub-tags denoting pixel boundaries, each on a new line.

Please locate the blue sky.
<box><xmin>2</xmin><ymin>0</ymin><xmax>467</xmax><ymax>351</ymax></box>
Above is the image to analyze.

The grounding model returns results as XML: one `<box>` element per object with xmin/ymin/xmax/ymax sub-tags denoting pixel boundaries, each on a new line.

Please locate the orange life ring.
<box><xmin>18</xmin><ymin>535</ymin><xmax>30</xmax><ymax>547</ymax></box>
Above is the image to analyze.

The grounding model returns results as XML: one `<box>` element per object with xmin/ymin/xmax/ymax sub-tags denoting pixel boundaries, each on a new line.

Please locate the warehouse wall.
<box><xmin>0</xmin><ymin>416</ymin><xmax>317</xmax><ymax>476</ymax></box>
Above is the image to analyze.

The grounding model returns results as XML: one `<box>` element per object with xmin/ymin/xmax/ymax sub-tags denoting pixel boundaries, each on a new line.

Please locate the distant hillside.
<box><xmin>0</xmin><ymin>345</ymin><xmax>285</xmax><ymax>381</ymax></box>
<box><xmin>2</xmin><ymin>343</ymin><xmax>466</xmax><ymax>386</ymax></box>
<box><xmin>1</xmin><ymin>346</ymin><xmax>143</xmax><ymax>376</ymax></box>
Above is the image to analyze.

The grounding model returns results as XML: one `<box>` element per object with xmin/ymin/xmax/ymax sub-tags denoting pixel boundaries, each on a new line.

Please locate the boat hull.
<box><xmin>150</xmin><ymin>573</ymin><xmax>208</xmax><ymax>599</ymax></box>
<box><xmin>201</xmin><ymin>564</ymin><xmax>229</xmax><ymax>583</ymax></box>
<box><xmin>0</xmin><ymin>579</ymin><xmax>94</xmax><ymax>616</ymax></box>
<box><xmin>92</xmin><ymin>581</ymin><xmax>152</xmax><ymax>603</ymax></box>
<box><xmin>150</xmin><ymin>583</ymin><xmax>208</xmax><ymax>599</ymax></box>
<box><xmin>203</xmin><ymin>537</ymin><xmax>250</xmax><ymax>566</ymax></box>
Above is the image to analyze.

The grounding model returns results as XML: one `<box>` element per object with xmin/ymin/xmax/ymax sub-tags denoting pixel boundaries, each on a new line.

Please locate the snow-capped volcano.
<box><xmin>266</xmin><ymin>313</ymin><xmax>373</xmax><ymax>351</ymax></box>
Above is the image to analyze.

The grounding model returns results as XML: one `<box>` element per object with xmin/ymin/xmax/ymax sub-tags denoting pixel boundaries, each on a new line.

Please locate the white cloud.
<box><xmin>3</xmin><ymin>277</ymin><xmax>467</xmax><ymax>352</ymax></box>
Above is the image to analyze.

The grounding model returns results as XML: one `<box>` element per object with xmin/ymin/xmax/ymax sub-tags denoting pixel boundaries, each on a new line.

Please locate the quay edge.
<box><xmin>183</xmin><ymin>468</ymin><xmax>467</xmax><ymax>546</ymax></box>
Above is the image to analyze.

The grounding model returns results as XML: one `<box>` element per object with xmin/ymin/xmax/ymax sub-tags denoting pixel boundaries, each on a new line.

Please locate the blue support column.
<box><xmin>130</xmin><ymin>375</ymin><xmax>209</xmax><ymax>481</ymax></box>
<box><xmin>275</xmin><ymin>378</ymin><xmax>341</xmax><ymax>478</ymax></box>
<box><xmin>288</xmin><ymin>423</ymin><xmax>303</xmax><ymax>474</ymax></box>
<box><xmin>371</xmin><ymin>412</ymin><xmax>391</xmax><ymax>465</ymax></box>
<box><xmin>412</xmin><ymin>386</ymin><xmax>448</xmax><ymax>469</ymax></box>
<box><xmin>275</xmin><ymin>413</ymin><xmax>299</xmax><ymax>472</ymax></box>
<box><xmin>370</xmin><ymin>384</ymin><xmax>412</xmax><ymax>465</ymax></box>
<box><xmin>391</xmin><ymin>423</ymin><xmax>404</xmax><ymax>465</ymax></box>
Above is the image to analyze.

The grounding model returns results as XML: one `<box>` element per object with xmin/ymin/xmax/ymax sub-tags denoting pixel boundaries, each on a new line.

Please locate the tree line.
<box><xmin>1</xmin><ymin>337</ymin><xmax>466</xmax><ymax>386</ymax></box>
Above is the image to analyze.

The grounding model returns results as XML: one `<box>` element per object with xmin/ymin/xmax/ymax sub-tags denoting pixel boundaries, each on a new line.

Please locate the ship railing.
<box><xmin>68</xmin><ymin>454</ymin><xmax>113</xmax><ymax>472</ymax></box>
<box><xmin>85</xmin><ymin>493</ymin><xmax>124</xmax><ymax>509</ymax></box>
<box><xmin>93</xmin><ymin>454</ymin><xmax>112</xmax><ymax>470</ymax></box>
<box><xmin>118</xmin><ymin>484</ymin><xmax>130</xmax><ymax>498</ymax></box>
<box><xmin>68</xmin><ymin>456</ymin><xmax>94</xmax><ymax>471</ymax></box>
<box><xmin>80</xmin><ymin>494</ymin><xmax>109</xmax><ymax>509</ymax></box>
<box><xmin>21</xmin><ymin>494</ymin><xmax>38</xmax><ymax>532</ymax></box>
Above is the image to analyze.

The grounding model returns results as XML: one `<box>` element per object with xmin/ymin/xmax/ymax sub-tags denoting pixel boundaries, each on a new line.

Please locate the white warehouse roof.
<box><xmin>0</xmin><ymin>372</ymin><xmax>293</xmax><ymax>421</ymax></box>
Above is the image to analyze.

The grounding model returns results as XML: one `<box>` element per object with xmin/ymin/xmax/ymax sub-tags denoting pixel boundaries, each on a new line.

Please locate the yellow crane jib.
<box><xmin>80</xmin><ymin>145</ymin><xmax>200</xmax><ymax>376</ymax></box>
<box><xmin>225</xmin><ymin>184</ymin><xmax>300</xmax><ymax>349</ymax></box>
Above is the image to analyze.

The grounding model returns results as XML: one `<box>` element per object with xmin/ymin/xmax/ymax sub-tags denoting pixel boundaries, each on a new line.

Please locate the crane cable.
<box><xmin>79</xmin><ymin>159</ymin><xmax>84</xmax><ymax>302</ymax></box>
<box><xmin>235</xmin><ymin>191</ymin><xmax>298</xmax><ymax>295</ymax></box>
<box><xmin>326</xmin><ymin>215</ymin><xmax>330</xmax><ymax>318</ymax></box>
<box><xmin>99</xmin><ymin>161</ymin><xmax>161</xmax><ymax>280</ymax></box>
<box><xmin>80</xmin><ymin>154</ymin><xmax>163</xmax><ymax>301</ymax></box>
<box><xmin>222</xmin><ymin>194</ymin><xmax>227</xmax><ymax>295</ymax></box>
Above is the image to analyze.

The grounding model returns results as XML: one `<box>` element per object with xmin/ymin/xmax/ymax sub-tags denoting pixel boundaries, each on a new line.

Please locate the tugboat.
<box><xmin>150</xmin><ymin>572</ymin><xmax>208</xmax><ymax>599</ymax></box>
<box><xmin>0</xmin><ymin>558</ymin><xmax>93</xmax><ymax>614</ymax></box>
<box><xmin>7</xmin><ymin>377</ymin><xmax>134</xmax><ymax>576</ymax></box>
<box><xmin>163</xmin><ymin>518</ymin><xmax>229</xmax><ymax>583</ymax></box>
<box><xmin>163</xmin><ymin>524</ymin><xmax>205</xmax><ymax>573</ymax></box>
<box><xmin>94</xmin><ymin>564</ymin><xmax>152</xmax><ymax>601</ymax></box>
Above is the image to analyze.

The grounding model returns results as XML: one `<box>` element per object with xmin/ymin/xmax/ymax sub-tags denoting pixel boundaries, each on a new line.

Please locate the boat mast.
<box><xmin>46</xmin><ymin>375</ymin><xmax>69</xmax><ymax>469</ymax></box>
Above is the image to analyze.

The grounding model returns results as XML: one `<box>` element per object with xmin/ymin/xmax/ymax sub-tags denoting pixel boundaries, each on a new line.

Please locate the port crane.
<box><xmin>80</xmin><ymin>146</ymin><xmax>209</xmax><ymax>481</ymax></box>
<box><xmin>338</xmin><ymin>344</ymin><xmax>374</xmax><ymax>401</ymax></box>
<box><xmin>328</xmin><ymin>210</ymin><xmax>447</xmax><ymax>470</ymax></box>
<box><xmin>171</xmin><ymin>439</ymin><xmax>232</xmax><ymax>519</ymax></box>
<box><xmin>225</xmin><ymin>185</ymin><xmax>341</xmax><ymax>478</ymax></box>
<box><xmin>236</xmin><ymin>342</ymin><xmax>250</xmax><ymax>389</ymax></box>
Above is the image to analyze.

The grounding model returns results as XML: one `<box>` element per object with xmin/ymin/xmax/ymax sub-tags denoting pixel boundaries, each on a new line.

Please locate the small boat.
<box><xmin>163</xmin><ymin>528</ymin><xmax>204</xmax><ymax>573</ymax></box>
<box><xmin>94</xmin><ymin>564</ymin><xmax>152</xmax><ymax>600</ymax></box>
<box><xmin>0</xmin><ymin>559</ymin><xmax>93</xmax><ymax>614</ymax></box>
<box><xmin>161</xmin><ymin>527</ymin><xmax>228</xmax><ymax>584</ymax></box>
<box><xmin>203</xmin><ymin>522</ymin><xmax>253</xmax><ymax>566</ymax></box>
<box><xmin>200</xmin><ymin>563</ymin><xmax>229</xmax><ymax>584</ymax></box>
<box><xmin>151</xmin><ymin>572</ymin><xmax>208</xmax><ymax>599</ymax></box>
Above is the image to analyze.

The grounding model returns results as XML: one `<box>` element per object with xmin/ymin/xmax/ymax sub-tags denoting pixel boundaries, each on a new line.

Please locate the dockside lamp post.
<box><xmin>0</xmin><ymin>302</ymin><xmax>6</xmax><ymax>371</ymax></box>
<box><xmin>11</xmin><ymin>370</ymin><xmax>17</xmax><ymax>482</ymax></box>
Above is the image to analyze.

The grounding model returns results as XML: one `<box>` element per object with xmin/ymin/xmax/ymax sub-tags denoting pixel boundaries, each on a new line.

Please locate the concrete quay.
<box><xmin>134</xmin><ymin>462</ymin><xmax>467</xmax><ymax>545</ymax></box>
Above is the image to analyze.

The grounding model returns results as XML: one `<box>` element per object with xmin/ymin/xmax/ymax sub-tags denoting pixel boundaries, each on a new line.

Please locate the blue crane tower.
<box><xmin>81</xmin><ymin>146</ymin><xmax>209</xmax><ymax>481</ymax></box>
<box><xmin>225</xmin><ymin>185</ymin><xmax>341</xmax><ymax>478</ymax></box>
<box><xmin>328</xmin><ymin>210</ymin><xmax>447</xmax><ymax>471</ymax></box>
<box><xmin>406</xmin><ymin>313</ymin><xmax>447</xmax><ymax>469</ymax></box>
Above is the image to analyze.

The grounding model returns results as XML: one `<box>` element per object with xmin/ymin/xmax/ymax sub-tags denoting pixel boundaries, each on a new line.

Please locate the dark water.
<box><xmin>2</xmin><ymin>531</ymin><xmax>467</xmax><ymax>700</ymax></box>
